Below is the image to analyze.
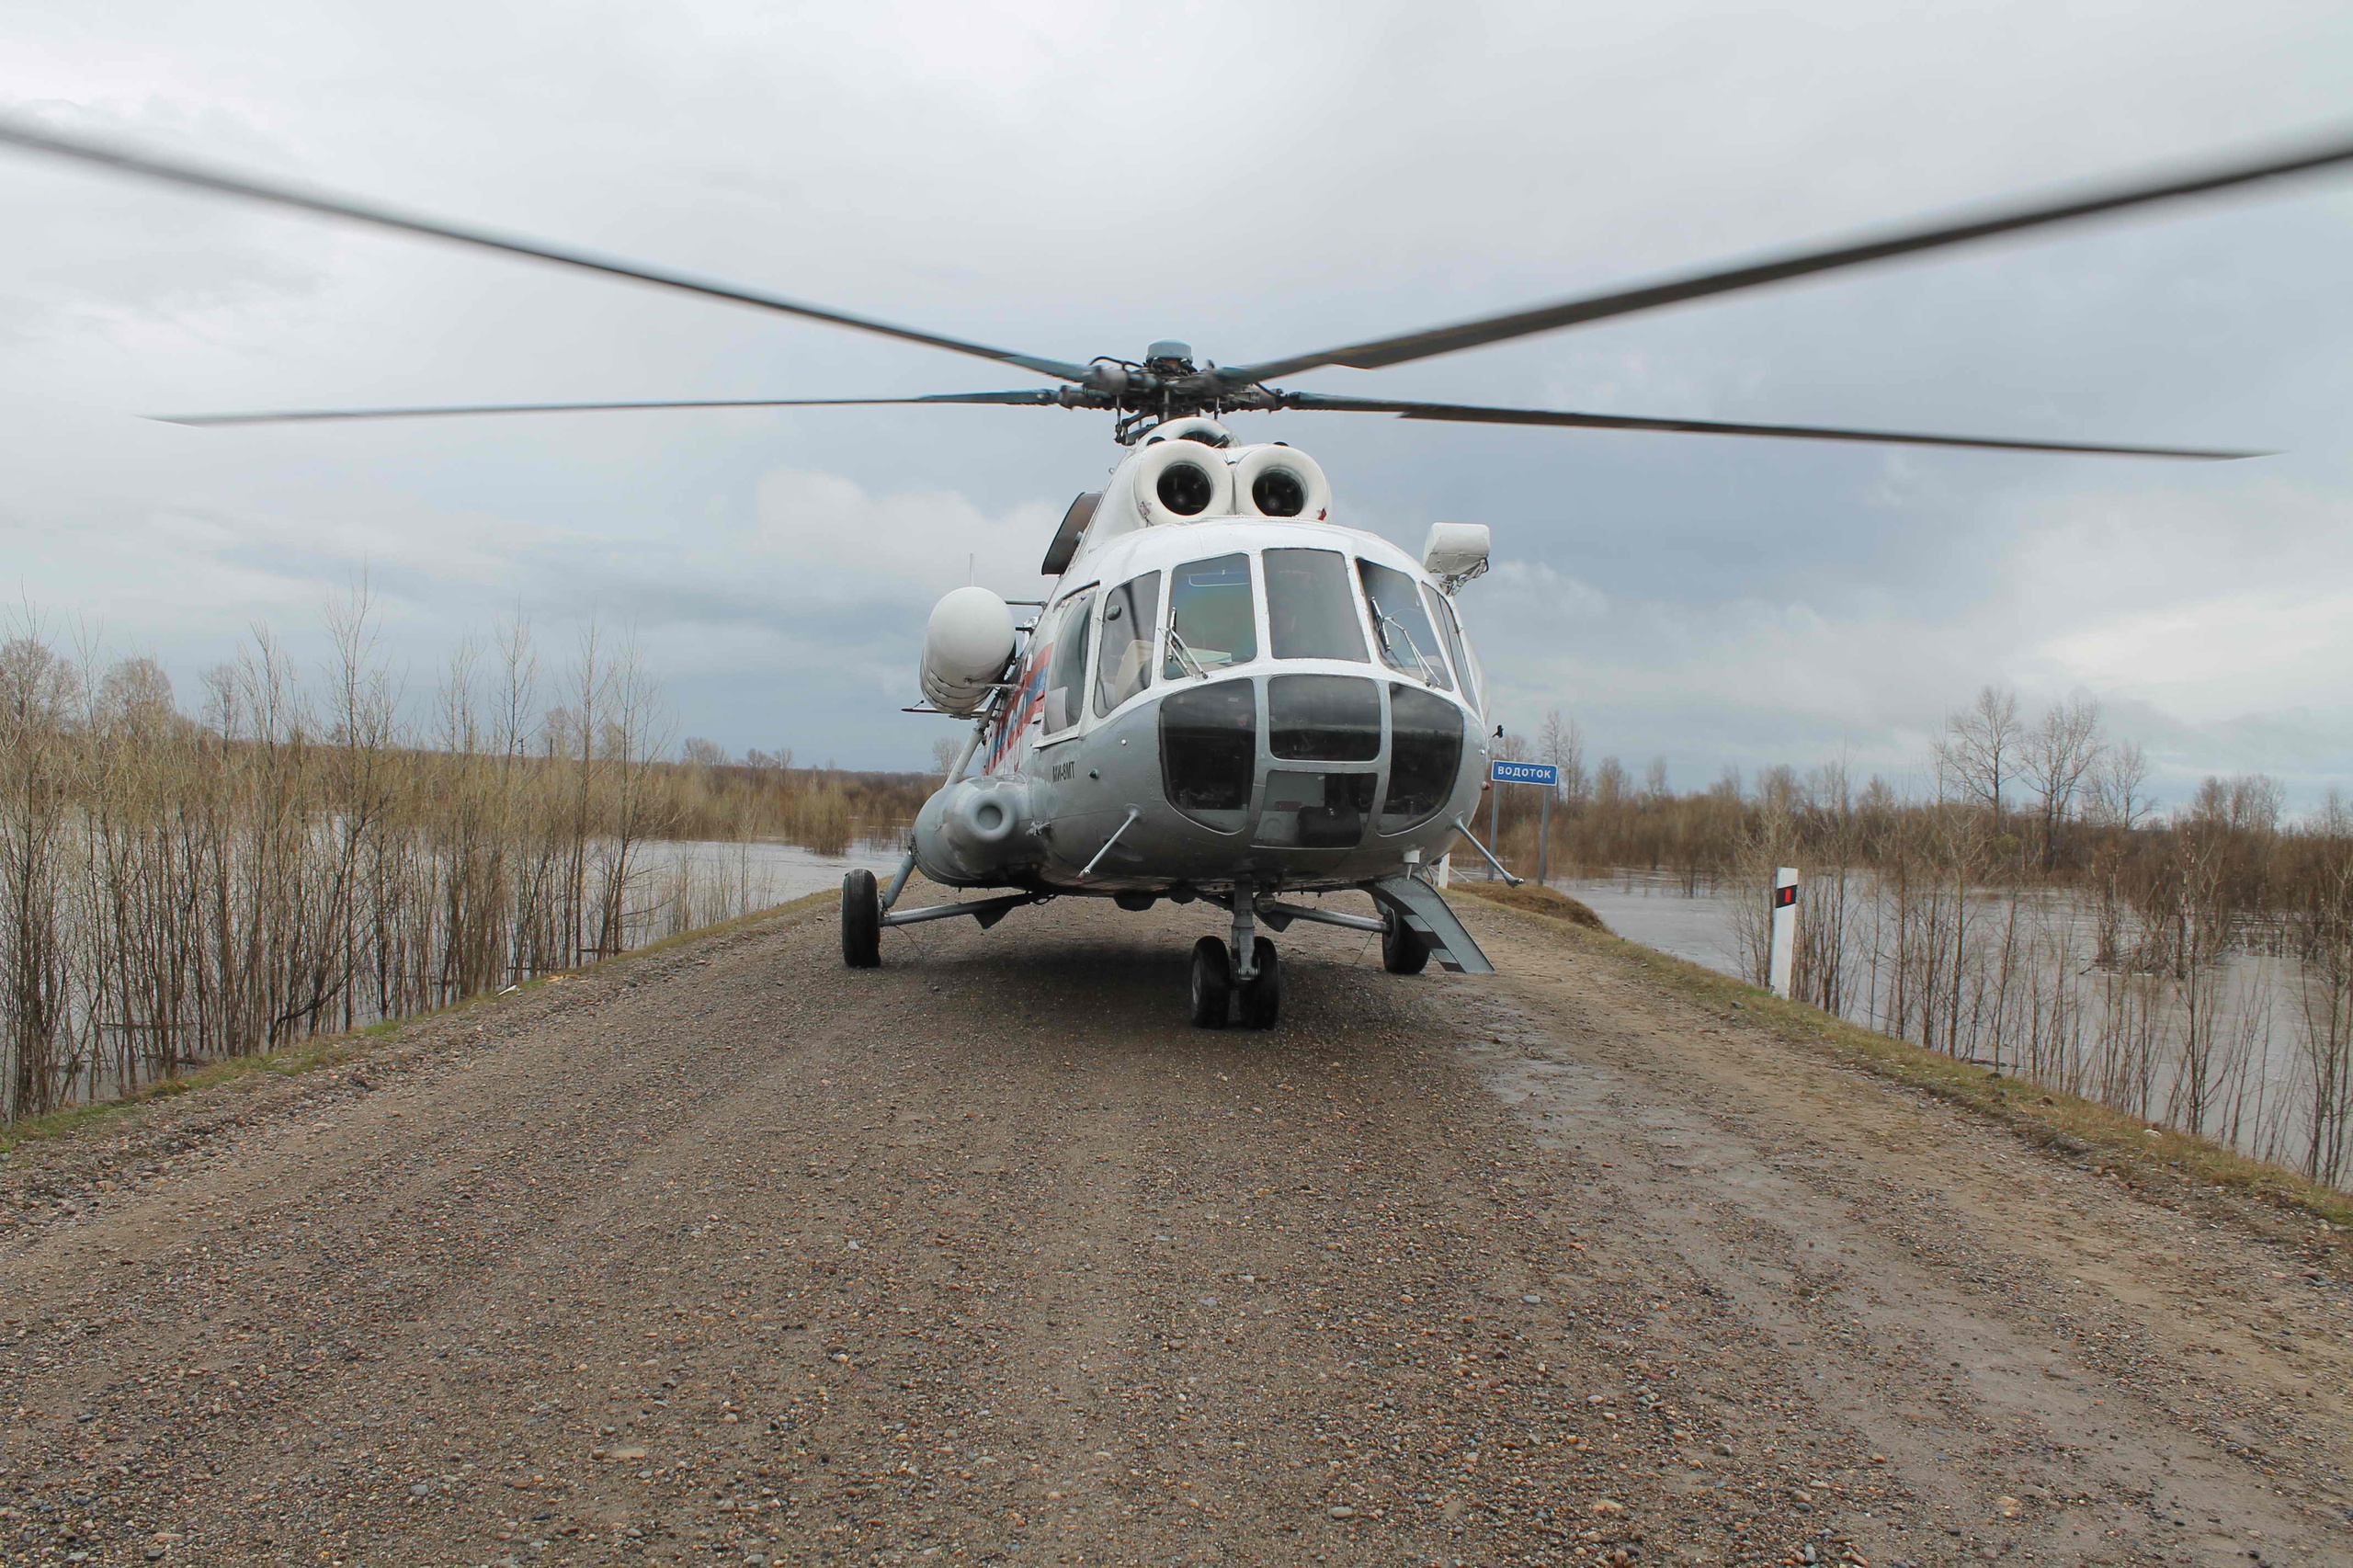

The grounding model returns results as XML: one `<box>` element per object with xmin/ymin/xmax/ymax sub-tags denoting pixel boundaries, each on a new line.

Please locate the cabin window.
<box><xmin>1040</xmin><ymin>587</ymin><xmax>1096</xmax><ymax>736</ymax></box>
<box><xmin>1267</xmin><ymin>674</ymin><xmax>1381</xmax><ymax>762</ymax></box>
<box><xmin>1095</xmin><ymin>571</ymin><xmax>1161</xmax><ymax>717</ymax></box>
<box><xmin>1358</xmin><ymin>560</ymin><xmax>1453</xmax><ymax>690</ymax></box>
<box><xmin>1264</xmin><ymin>548</ymin><xmax>1369</xmax><ymax>663</ymax></box>
<box><xmin>1159</xmin><ymin>678</ymin><xmax>1257</xmax><ymax>829</ymax></box>
<box><xmin>1164</xmin><ymin>553</ymin><xmax>1256</xmax><ymax>679</ymax></box>
<box><xmin>1424</xmin><ymin>583</ymin><xmax>1479</xmax><ymax>709</ymax></box>
<box><xmin>1381</xmin><ymin>682</ymin><xmax>1463</xmax><ymax>831</ymax></box>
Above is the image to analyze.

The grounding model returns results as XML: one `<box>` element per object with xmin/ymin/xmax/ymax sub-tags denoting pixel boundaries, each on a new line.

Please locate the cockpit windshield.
<box><xmin>1165</xmin><ymin>553</ymin><xmax>1256</xmax><ymax>679</ymax></box>
<box><xmin>1357</xmin><ymin>559</ymin><xmax>1453</xmax><ymax>690</ymax></box>
<box><xmin>1264</xmin><ymin>547</ymin><xmax>1369</xmax><ymax>663</ymax></box>
<box><xmin>1423</xmin><ymin>581</ymin><xmax>1479</xmax><ymax>709</ymax></box>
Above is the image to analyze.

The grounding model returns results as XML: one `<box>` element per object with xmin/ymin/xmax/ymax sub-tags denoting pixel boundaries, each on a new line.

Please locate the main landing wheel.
<box><xmin>842</xmin><ymin>869</ymin><xmax>881</xmax><ymax>969</ymax></box>
<box><xmin>1188</xmin><ymin>936</ymin><xmax>1233</xmax><ymax>1028</ymax></box>
<box><xmin>1381</xmin><ymin>907</ymin><xmax>1430</xmax><ymax>975</ymax></box>
<box><xmin>1237</xmin><ymin>937</ymin><xmax>1282</xmax><ymax>1029</ymax></box>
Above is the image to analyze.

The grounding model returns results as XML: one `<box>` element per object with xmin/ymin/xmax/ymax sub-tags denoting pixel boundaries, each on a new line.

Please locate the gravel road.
<box><xmin>2</xmin><ymin>888</ymin><xmax>2347</xmax><ymax>1568</ymax></box>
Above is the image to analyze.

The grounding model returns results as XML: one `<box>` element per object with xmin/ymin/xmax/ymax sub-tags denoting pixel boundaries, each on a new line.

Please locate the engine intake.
<box><xmin>1131</xmin><ymin>439</ymin><xmax>1235</xmax><ymax>527</ymax></box>
<box><xmin>1233</xmin><ymin>446</ymin><xmax>1332</xmax><ymax>521</ymax></box>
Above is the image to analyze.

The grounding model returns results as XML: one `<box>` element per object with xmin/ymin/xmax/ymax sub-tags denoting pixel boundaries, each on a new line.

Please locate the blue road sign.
<box><xmin>1490</xmin><ymin>759</ymin><xmax>1559</xmax><ymax>787</ymax></box>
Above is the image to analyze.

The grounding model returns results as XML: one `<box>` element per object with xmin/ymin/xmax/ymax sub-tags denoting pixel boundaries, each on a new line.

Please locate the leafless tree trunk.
<box><xmin>2021</xmin><ymin>695</ymin><xmax>2104</xmax><ymax>873</ymax></box>
<box><xmin>1933</xmin><ymin>685</ymin><xmax>2021</xmax><ymax>815</ymax></box>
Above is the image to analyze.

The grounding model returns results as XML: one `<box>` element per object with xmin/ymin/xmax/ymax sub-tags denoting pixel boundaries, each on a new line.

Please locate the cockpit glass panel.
<box><xmin>1159</xmin><ymin>678</ymin><xmax>1256</xmax><ymax>830</ymax></box>
<box><xmin>1358</xmin><ymin>560</ymin><xmax>1452</xmax><ymax>690</ymax></box>
<box><xmin>1268</xmin><ymin>674</ymin><xmax>1381</xmax><ymax>761</ymax></box>
<box><xmin>1264</xmin><ymin>548</ymin><xmax>1369</xmax><ymax>663</ymax></box>
<box><xmin>1423</xmin><ymin>583</ymin><xmax>1478</xmax><ymax>709</ymax></box>
<box><xmin>1381</xmin><ymin>683</ymin><xmax>1463</xmax><ymax>832</ymax></box>
<box><xmin>1165</xmin><ymin>553</ymin><xmax>1256</xmax><ymax>679</ymax></box>
<box><xmin>1041</xmin><ymin>587</ymin><xmax>1096</xmax><ymax>736</ymax></box>
<box><xmin>1094</xmin><ymin>571</ymin><xmax>1161</xmax><ymax>717</ymax></box>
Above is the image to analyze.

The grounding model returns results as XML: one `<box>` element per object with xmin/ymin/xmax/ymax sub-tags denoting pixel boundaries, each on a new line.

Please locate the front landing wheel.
<box><xmin>1381</xmin><ymin>907</ymin><xmax>1430</xmax><ymax>975</ymax></box>
<box><xmin>1188</xmin><ymin>936</ymin><xmax>1233</xmax><ymax>1028</ymax></box>
<box><xmin>1237</xmin><ymin>937</ymin><xmax>1282</xmax><ymax>1029</ymax></box>
<box><xmin>842</xmin><ymin>869</ymin><xmax>881</xmax><ymax>968</ymax></box>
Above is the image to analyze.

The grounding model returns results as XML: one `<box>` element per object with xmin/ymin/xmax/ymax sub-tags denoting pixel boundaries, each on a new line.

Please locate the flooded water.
<box><xmin>1554</xmin><ymin>873</ymin><xmax>1748</xmax><ymax>972</ymax></box>
<box><xmin>643</xmin><ymin>837</ymin><xmax>908</xmax><ymax>912</ymax></box>
<box><xmin>1552</xmin><ymin>869</ymin><xmax>2345</xmax><ymax>1188</ymax></box>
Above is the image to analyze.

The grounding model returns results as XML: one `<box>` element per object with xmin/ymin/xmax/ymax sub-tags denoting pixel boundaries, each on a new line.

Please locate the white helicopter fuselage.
<box><xmin>909</xmin><ymin>423</ymin><xmax>1493</xmax><ymax>903</ymax></box>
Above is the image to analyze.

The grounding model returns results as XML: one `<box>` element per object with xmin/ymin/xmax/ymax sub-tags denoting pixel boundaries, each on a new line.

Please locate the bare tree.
<box><xmin>931</xmin><ymin>735</ymin><xmax>964</xmax><ymax>778</ymax></box>
<box><xmin>1536</xmin><ymin>708</ymin><xmax>1586</xmax><ymax>805</ymax></box>
<box><xmin>2020</xmin><ymin>695</ymin><xmax>2104</xmax><ymax>870</ymax></box>
<box><xmin>1591</xmin><ymin>756</ymin><xmax>1627</xmax><ymax>807</ymax></box>
<box><xmin>681</xmin><ymin>737</ymin><xmax>728</xmax><ymax>770</ymax></box>
<box><xmin>1934</xmin><ymin>685</ymin><xmax>2021</xmax><ymax>812</ymax></box>
<box><xmin>2088</xmin><ymin>739</ymin><xmax>2153</xmax><ymax>829</ymax></box>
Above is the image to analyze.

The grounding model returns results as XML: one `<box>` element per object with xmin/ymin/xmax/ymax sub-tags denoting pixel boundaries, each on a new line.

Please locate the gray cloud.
<box><xmin>3</xmin><ymin>0</ymin><xmax>2350</xmax><ymax>806</ymax></box>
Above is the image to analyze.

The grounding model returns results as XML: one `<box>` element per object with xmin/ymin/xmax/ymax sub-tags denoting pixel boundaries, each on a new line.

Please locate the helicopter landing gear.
<box><xmin>1188</xmin><ymin>891</ymin><xmax>1281</xmax><ymax>1029</ymax></box>
<box><xmin>1381</xmin><ymin>905</ymin><xmax>1430</xmax><ymax>975</ymax></box>
<box><xmin>841</xmin><ymin>869</ymin><xmax>881</xmax><ymax>968</ymax></box>
<box><xmin>1188</xmin><ymin>937</ymin><xmax>1232</xmax><ymax>1028</ymax></box>
<box><xmin>1237</xmin><ymin>937</ymin><xmax>1282</xmax><ymax>1028</ymax></box>
<box><xmin>1188</xmin><ymin>936</ymin><xmax>1281</xmax><ymax>1029</ymax></box>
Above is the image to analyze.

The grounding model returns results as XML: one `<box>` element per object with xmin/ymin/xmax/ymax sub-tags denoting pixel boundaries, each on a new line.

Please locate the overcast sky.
<box><xmin>5</xmin><ymin>0</ymin><xmax>2350</xmax><ymax>802</ymax></box>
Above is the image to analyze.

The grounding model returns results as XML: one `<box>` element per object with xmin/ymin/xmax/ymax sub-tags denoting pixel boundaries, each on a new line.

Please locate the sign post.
<box><xmin>1767</xmin><ymin>867</ymin><xmax>1799</xmax><ymax>999</ymax></box>
<box><xmin>1487</xmin><ymin>759</ymin><xmax>1561</xmax><ymax>885</ymax></box>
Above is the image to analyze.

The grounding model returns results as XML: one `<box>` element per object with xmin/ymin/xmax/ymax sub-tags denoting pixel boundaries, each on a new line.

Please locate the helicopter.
<box><xmin>4</xmin><ymin>116</ymin><xmax>2349</xmax><ymax>1028</ymax></box>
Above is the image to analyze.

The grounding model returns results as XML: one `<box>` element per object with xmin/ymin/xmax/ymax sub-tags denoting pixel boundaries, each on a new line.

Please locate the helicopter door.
<box><xmin>1039</xmin><ymin>586</ymin><xmax>1097</xmax><ymax>740</ymax></box>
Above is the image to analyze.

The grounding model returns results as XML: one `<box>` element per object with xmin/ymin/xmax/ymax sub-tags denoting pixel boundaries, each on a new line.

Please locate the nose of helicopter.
<box><xmin>1049</xmin><ymin>671</ymin><xmax>1472</xmax><ymax>875</ymax></box>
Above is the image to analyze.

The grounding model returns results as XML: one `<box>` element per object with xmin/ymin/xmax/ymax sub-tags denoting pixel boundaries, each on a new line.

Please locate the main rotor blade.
<box><xmin>151</xmin><ymin>390</ymin><xmax>1066</xmax><ymax>426</ymax></box>
<box><xmin>1230</xmin><ymin>128</ymin><xmax>2353</xmax><ymax>383</ymax></box>
<box><xmin>1278</xmin><ymin>392</ymin><xmax>2264</xmax><ymax>460</ymax></box>
<box><xmin>0</xmin><ymin>117</ymin><xmax>1094</xmax><ymax>383</ymax></box>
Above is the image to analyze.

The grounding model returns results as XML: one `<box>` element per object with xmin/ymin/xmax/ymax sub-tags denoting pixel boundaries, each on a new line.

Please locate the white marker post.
<box><xmin>1767</xmin><ymin>867</ymin><xmax>1799</xmax><ymax>999</ymax></box>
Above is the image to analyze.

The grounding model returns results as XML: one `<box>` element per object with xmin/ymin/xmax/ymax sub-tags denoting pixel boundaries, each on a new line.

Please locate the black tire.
<box><xmin>1188</xmin><ymin>936</ymin><xmax>1233</xmax><ymax>1028</ymax></box>
<box><xmin>841</xmin><ymin>869</ymin><xmax>881</xmax><ymax>969</ymax></box>
<box><xmin>1381</xmin><ymin>907</ymin><xmax>1430</xmax><ymax>975</ymax></box>
<box><xmin>1237</xmin><ymin>937</ymin><xmax>1282</xmax><ymax>1029</ymax></box>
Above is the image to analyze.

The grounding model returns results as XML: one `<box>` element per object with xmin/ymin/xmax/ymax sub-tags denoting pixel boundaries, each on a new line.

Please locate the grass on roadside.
<box><xmin>0</xmin><ymin>889</ymin><xmax>836</xmax><ymax>1159</ymax></box>
<box><xmin>1452</xmin><ymin>880</ymin><xmax>2353</xmax><ymax>1244</ymax></box>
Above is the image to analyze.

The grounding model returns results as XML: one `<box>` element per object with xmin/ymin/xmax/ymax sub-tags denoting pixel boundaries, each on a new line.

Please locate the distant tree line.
<box><xmin>0</xmin><ymin>603</ymin><xmax>933</xmax><ymax>1125</ymax></box>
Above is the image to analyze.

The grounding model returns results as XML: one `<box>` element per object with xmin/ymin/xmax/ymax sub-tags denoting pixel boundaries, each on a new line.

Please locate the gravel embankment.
<box><xmin>1</xmin><ymin>887</ymin><xmax>2347</xmax><ymax>1567</ymax></box>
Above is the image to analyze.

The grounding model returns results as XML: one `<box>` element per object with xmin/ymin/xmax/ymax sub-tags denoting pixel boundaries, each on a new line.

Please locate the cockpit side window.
<box><xmin>1423</xmin><ymin>583</ymin><xmax>1478</xmax><ymax>709</ymax></box>
<box><xmin>1165</xmin><ymin>553</ymin><xmax>1256</xmax><ymax>680</ymax></box>
<box><xmin>1041</xmin><ymin>587</ymin><xmax>1097</xmax><ymax>737</ymax></box>
<box><xmin>1357</xmin><ymin>560</ymin><xmax>1453</xmax><ymax>690</ymax></box>
<box><xmin>1094</xmin><ymin>571</ymin><xmax>1161</xmax><ymax>717</ymax></box>
<box><xmin>1264</xmin><ymin>548</ymin><xmax>1369</xmax><ymax>663</ymax></box>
